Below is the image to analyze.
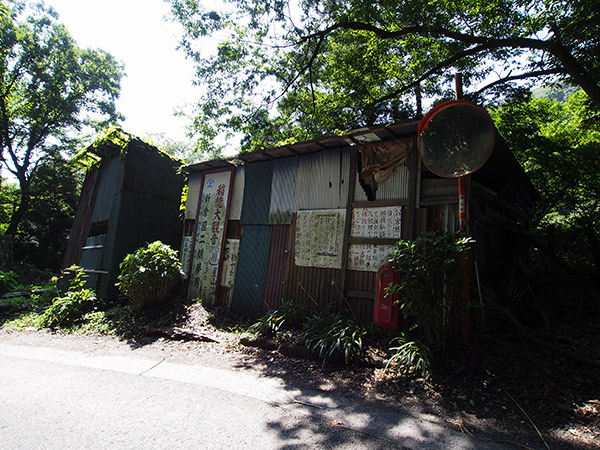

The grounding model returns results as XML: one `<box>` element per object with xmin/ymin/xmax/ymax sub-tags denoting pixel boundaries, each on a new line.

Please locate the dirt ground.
<box><xmin>1</xmin><ymin>301</ymin><xmax>599</xmax><ymax>450</ymax></box>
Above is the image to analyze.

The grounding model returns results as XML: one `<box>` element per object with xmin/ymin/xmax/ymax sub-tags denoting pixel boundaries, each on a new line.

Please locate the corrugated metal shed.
<box><xmin>63</xmin><ymin>131</ymin><xmax>185</xmax><ymax>299</ymax></box>
<box><xmin>182</xmin><ymin>118</ymin><xmax>536</xmax><ymax>324</ymax></box>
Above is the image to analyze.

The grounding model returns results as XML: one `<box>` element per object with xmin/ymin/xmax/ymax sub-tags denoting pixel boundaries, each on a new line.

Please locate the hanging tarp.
<box><xmin>359</xmin><ymin>138</ymin><xmax>411</xmax><ymax>199</ymax></box>
<box><xmin>295</xmin><ymin>209</ymin><xmax>346</xmax><ymax>269</ymax></box>
<box><xmin>188</xmin><ymin>169</ymin><xmax>234</xmax><ymax>301</ymax></box>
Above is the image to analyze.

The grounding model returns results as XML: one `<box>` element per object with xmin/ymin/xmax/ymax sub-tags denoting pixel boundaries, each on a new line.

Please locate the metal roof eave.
<box><xmin>183</xmin><ymin>119</ymin><xmax>420</xmax><ymax>173</ymax></box>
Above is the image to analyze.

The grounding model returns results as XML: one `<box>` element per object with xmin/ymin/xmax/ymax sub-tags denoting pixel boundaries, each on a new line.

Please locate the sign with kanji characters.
<box><xmin>188</xmin><ymin>170</ymin><xmax>232</xmax><ymax>301</ymax></box>
<box><xmin>348</xmin><ymin>206</ymin><xmax>401</xmax><ymax>271</ymax></box>
<box><xmin>179</xmin><ymin>236</ymin><xmax>194</xmax><ymax>278</ymax></box>
<box><xmin>295</xmin><ymin>209</ymin><xmax>346</xmax><ymax>268</ymax></box>
<box><xmin>347</xmin><ymin>244</ymin><xmax>396</xmax><ymax>272</ymax></box>
<box><xmin>351</xmin><ymin>206</ymin><xmax>402</xmax><ymax>238</ymax></box>
<box><xmin>220</xmin><ymin>239</ymin><xmax>240</xmax><ymax>288</ymax></box>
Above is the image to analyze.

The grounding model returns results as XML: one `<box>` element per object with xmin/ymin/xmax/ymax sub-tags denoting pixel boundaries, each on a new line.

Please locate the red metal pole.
<box><xmin>455</xmin><ymin>73</ymin><xmax>471</xmax><ymax>344</ymax></box>
<box><xmin>458</xmin><ymin>176</ymin><xmax>471</xmax><ymax>343</ymax></box>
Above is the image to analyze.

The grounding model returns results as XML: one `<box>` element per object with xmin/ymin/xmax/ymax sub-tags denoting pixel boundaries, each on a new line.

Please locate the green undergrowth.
<box><xmin>248</xmin><ymin>300</ymin><xmax>433</xmax><ymax>376</ymax></box>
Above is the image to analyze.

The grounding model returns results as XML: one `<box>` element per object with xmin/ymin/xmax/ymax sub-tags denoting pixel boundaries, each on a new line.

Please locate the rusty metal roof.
<box><xmin>183</xmin><ymin>120</ymin><xmax>419</xmax><ymax>173</ymax></box>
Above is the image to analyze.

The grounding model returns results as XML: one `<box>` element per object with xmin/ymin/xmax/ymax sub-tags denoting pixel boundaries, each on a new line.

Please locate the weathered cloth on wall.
<box><xmin>359</xmin><ymin>138</ymin><xmax>412</xmax><ymax>198</ymax></box>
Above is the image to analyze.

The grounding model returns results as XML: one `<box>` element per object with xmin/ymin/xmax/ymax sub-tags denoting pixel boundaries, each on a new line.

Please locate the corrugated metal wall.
<box><xmin>262</xmin><ymin>225</ymin><xmax>290</xmax><ymax>311</ymax></box>
<box><xmin>282</xmin><ymin>216</ymin><xmax>343</xmax><ymax>307</ymax></box>
<box><xmin>231</xmin><ymin>225</ymin><xmax>272</xmax><ymax>318</ymax></box>
<box><xmin>295</xmin><ymin>149</ymin><xmax>350</xmax><ymax>210</ymax></box>
<box><xmin>91</xmin><ymin>157</ymin><xmax>122</xmax><ymax>223</ymax></box>
<box><xmin>269</xmin><ymin>157</ymin><xmax>298</xmax><ymax>224</ymax></box>
<box><xmin>345</xmin><ymin>270</ymin><xmax>376</xmax><ymax>323</ymax></box>
<box><xmin>241</xmin><ymin>161</ymin><xmax>273</xmax><ymax>225</ymax></box>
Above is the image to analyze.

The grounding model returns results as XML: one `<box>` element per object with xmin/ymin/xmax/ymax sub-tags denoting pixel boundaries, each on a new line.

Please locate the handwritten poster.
<box><xmin>347</xmin><ymin>244</ymin><xmax>396</xmax><ymax>272</ymax></box>
<box><xmin>351</xmin><ymin>206</ymin><xmax>402</xmax><ymax>238</ymax></box>
<box><xmin>188</xmin><ymin>170</ymin><xmax>232</xmax><ymax>302</ymax></box>
<box><xmin>295</xmin><ymin>209</ymin><xmax>346</xmax><ymax>268</ymax></box>
<box><xmin>349</xmin><ymin>206</ymin><xmax>401</xmax><ymax>271</ymax></box>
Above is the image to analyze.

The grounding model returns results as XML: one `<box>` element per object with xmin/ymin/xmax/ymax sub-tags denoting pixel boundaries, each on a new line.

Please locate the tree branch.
<box><xmin>300</xmin><ymin>21</ymin><xmax>551</xmax><ymax>52</ymax></box>
<box><xmin>364</xmin><ymin>42</ymin><xmax>500</xmax><ymax>109</ymax></box>
<box><xmin>474</xmin><ymin>68</ymin><xmax>565</xmax><ymax>95</ymax></box>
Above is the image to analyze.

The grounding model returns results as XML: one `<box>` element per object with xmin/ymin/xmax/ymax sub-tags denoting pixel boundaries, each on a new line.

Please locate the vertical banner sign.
<box><xmin>188</xmin><ymin>170</ymin><xmax>232</xmax><ymax>302</ymax></box>
<box><xmin>179</xmin><ymin>236</ymin><xmax>194</xmax><ymax>279</ymax></box>
<box><xmin>220</xmin><ymin>239</ymin><xmax>240</xmax><ymax>288</ymax></box>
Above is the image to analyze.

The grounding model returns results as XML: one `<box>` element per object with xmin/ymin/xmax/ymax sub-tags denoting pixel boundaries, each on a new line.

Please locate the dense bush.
<box><xmin>116</xmin><ymin>241</ymin><xmax>183</xmax><ymax>310</ymax></box>
<box><xmin>388</xmin><ymin>232</ymin><xmax>473</xmax><ymax>348</ymax></box>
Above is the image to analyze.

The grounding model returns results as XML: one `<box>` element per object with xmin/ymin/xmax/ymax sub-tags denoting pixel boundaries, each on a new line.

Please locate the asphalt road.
<box><xmin>0</xmin><ymin>342</ymin><xmax>510</xmax><ymax>449</ymax></box>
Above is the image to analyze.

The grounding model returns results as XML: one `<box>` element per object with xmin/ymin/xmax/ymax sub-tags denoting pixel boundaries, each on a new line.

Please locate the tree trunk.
<box><xmin>584</xmin><ymin>224</ymin><xmax>600</xmax><ymax>280</ymax></box>
<box><xmin>5</xmin><ymin>180</ymin><xmax>29</xmax><ymax>236</ymax></box>
<box><xmin>548</xmin><ymin>40</ymin><xmax>600</xmax><ymax>108</ymax></box>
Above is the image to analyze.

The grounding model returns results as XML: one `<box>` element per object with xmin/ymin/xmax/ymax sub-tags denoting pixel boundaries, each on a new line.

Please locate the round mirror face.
<box><xmin>418</xmin><ymin>101</ymin><xmax>495</xmax><ymax>178</ymax></box>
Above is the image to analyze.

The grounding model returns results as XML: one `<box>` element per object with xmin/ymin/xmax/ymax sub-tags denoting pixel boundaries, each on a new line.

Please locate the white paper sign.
<box><xmin>295</xmin><ymin>209</ymin><xmax>346</xmax><ymax>268</ymax></box>
<box><xmin>347</xmin><ymin>244</ymin><xmax>396</xmax><ymax>272</ymax></box>
<box><xmin>351</xmin><ymin>206</ymin><xmax>402</xmax><ymax>238</ymax></box>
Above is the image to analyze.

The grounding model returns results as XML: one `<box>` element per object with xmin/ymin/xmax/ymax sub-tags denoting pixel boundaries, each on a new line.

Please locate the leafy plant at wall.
<box><xmin>250</xmin><ymin>300</ymin><xmax>312</xmax><ymax>338</ymax></box>
<box><xmin>386</xmin><ymin>333</ymin><xmax>433</xmax><ymax>378</ymax></box>
<box><xmin>299</xmin><ymin>310</ymin><xmax>369</xmax><ymax>365</ymax></box>
<box><xmin>388</xmin><ymin>232</ymin><xmax>473</xmax><ymax>349</ymax></box>
<box><xmin>40</xmin><ymin>266</ymin><xmax>96</xmax><ymax>329</ymax></box>
<box><xmin>116</xmin><ymin>241</ymin><xmax>184</xmax><ymax>310</ymax></box>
